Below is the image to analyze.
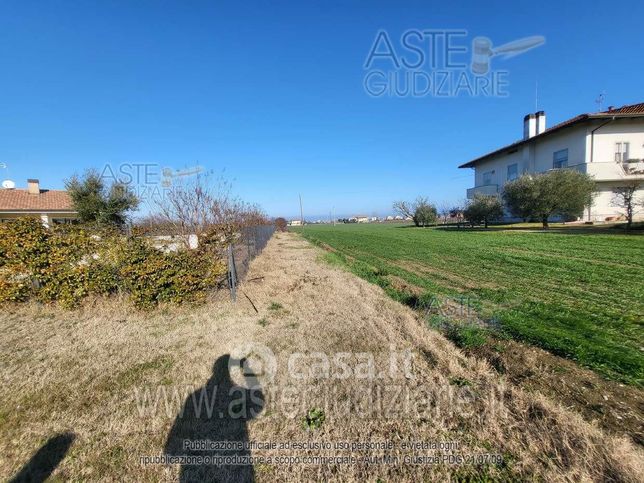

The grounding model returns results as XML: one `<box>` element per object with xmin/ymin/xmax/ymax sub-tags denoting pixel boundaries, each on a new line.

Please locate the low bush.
<box><xmin>118</xmin><ymin>238</ymin><xmax>225</xmax><ymax>309</ymax></box>
<box><xmin>0</xmin><ymin>217</ymin><xmax>227</xmax><ymax>309</ymax></box>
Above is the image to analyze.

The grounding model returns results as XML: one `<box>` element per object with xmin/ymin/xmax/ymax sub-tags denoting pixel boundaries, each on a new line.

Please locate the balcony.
<box><xmin>578</xmin><ymin>160</ymin><xmax>644</xmax><ymax>181</ymax></box>
<box><xmin>466</xmin><ymin>184</ymin><xmax>498</xmax><ymax>199</ymax></box>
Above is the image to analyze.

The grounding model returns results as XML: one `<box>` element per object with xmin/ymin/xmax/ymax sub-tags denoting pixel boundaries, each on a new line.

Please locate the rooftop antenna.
<box><xmin>595</xmin><ymin>92</ymin><xmax>605</xmax><ymax>112</ymax></box>
<box><xmin>535</xmin><ymin>80</ymin><xmax>538</xmax><ymax>111</ymax></box>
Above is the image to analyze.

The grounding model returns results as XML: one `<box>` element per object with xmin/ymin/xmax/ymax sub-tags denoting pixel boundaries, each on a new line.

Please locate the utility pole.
<box><xmin>299</xmin><ymin>194</ymin><xmax>304</xmax><ymax>225</ymax></box>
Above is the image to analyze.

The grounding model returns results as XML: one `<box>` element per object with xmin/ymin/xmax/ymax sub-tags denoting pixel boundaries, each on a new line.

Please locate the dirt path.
<box><xmin>1</xmin><ymin>232</ymin><xmax>642</xmax><ymax>482</ymax></box>
<box><xmin>235</xmin><ymin>232</ymin><xmax>643</xmax><ymax>481</ymax></box>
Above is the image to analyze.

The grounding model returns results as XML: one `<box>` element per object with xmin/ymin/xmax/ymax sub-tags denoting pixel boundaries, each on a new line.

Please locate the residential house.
<box><xmin>459</xmin><ymin>102</ymin><xmax>644</xmax><ymax>222</ymax></box>
<box><xmin>0</xmin><ymin>179</ymin><xmax>77</xmax><ymax>226</ymax></box>
<box><xmin>349</xmin><ymin>215</ymin><xmax>369</xmax><ymax>223</ymax></box>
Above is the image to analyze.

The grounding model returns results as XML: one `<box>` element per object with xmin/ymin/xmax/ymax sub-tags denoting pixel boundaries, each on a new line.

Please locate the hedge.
<box><xmin>0</xmin><ymin>218</ymin><xmax>227</xmax><ymax>309</ymax></box>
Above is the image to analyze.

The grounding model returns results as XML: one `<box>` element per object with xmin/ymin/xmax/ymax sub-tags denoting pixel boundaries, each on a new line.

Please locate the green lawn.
<box><xmin>297</xmin><ymin>223</ymin><xmax>644</xmax><ymax>386</ymax></box>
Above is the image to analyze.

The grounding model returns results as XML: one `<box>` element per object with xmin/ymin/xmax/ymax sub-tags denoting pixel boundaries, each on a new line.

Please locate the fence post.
<box><xmin>227</xmin><ymin>225</ymin><xmax>276</xmax><ymax>303</ymax></box>
<box><xmin>227</xmin><ymin>244</ymin><xmax>237</xmax><ymax>302</ymax></box>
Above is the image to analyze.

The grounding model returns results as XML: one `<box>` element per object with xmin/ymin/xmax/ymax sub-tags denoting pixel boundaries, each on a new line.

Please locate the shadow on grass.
<box><xmin>164</xmin><ymin>354</ymin><xmax>264</xmax><ymax>482</ymax></box>
<box><xmin>10</xmin><ymin>432</ymin><xmax>75</xmax><ymax>483</ymax></box>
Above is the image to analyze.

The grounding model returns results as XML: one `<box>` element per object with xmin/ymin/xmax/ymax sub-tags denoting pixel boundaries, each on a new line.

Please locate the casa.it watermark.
<box><xmin>363</xmin><ymin>29</ymin><xmax>545</xmax><ymax>98</ymax></box>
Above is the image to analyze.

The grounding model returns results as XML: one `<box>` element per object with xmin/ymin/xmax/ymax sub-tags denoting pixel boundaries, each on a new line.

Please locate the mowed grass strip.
<box><xmin>299</xmin><ymin>223</ymin><xmax>644</xmax><ymax>386</ymax></box>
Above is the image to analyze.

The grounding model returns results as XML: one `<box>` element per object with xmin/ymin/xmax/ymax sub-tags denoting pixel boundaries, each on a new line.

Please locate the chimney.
<box><xmin>523</xmin><ymin>113</ymin><xmax>536</xmax><ymax>140</ymax></box>
<box><xmin>535</xmin><ymin>110</ymin><xmax>546</xmax><ymax>134</ymax></box>
<box><xmin>27</xmin><ymin>179</ymin><xmax>40</xmax><ymax>195</ymax></box>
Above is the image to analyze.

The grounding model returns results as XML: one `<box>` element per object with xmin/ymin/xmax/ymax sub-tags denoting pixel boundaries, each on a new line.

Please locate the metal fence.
<box><xmin>227</xmin><ymin>224</ymin><xmax>276</xmax><ymax>301</ymax></box>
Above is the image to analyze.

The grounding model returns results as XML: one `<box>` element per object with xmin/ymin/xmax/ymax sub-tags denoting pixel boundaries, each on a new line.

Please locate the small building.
<box><xmin>287</xmin><ymin>219</ymin><xmax>302</xmax><ymax>226</ymax></box>
<box><xmin>350</xmin><ymin>215</ymin><xmax>369</xmax><ymax>223</ymax></box>
<box><xmin>0</xmin><ymin>179</ymin><xmax>77</xmax><ymax>226</ymax></box>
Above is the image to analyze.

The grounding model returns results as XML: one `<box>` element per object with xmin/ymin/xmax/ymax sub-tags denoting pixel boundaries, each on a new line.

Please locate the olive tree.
<box><xmin>463</xmin><ymin>195</ymin><xmax>504</xmax><ymax>228</ymax></box>
<box><xmin>503</xmin><ymin>170</ymin><xmax>596</xmax><ymax>228</ymax></box>
<box><xmin>413</xmin><ymin>201</ymin><xmax>438</xmax><ymax>227</ymax></box>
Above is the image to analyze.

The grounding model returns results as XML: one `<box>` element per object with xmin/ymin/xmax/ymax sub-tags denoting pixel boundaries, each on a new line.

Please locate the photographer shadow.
<box><xmin>164</xmin><ymin>354</ymin><xmax>264</xmax><ymax>483</ymax></box>
<box><xmin>10</xmin><ymin>432</ymin><xmax>75</xmax><ymax>483</ymax></box>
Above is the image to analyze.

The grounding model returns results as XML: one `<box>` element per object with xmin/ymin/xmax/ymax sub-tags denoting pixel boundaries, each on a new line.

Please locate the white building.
<box><xmin>459</xmin><ymin>102</ymin><xmax>644</xmax><ymax>222</ymax></box>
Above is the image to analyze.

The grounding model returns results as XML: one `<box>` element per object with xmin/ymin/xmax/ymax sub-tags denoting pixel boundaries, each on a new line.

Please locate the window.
<box><xmin>507</xmin><ymin>163</ymin><xmax>518</xmax><ymax>181</ymax></box>
<box><xmin>615</xmin><ymin>142</ymin><xmax>630</xmax><ymax>162</ymax></box>
<box><xmin>482</xmin><ymin>171</ymin><xmax>493</xmax><ymax>185</ymax></box>
<box><xmin>553</xmin><ymin>149</ymin><xmax>568</xmax><ymax>169</ymax></box>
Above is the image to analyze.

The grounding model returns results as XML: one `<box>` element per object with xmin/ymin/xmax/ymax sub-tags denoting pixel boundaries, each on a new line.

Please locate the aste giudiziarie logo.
<box><xmin>363</xmin><ymin>29</ymin><xmax>544</xmax><ymax>98</ymax></box>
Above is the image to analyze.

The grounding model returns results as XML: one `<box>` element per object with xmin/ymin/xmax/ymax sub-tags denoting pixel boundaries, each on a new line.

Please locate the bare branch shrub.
<box><xmin>149</xmin><ymin>174</ymin><xmax>267</xmax><ymax>250</ymax></box>
<box><xmin>611</xmin><ymin>181</ymin><xmax>642</xmax><ymax>229</ymax></box>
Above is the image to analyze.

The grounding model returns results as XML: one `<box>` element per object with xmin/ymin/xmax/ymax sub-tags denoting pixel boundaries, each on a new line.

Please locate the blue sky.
<box><xmin>1</xmin><ymin>0</ymin><xmax>642</xmax><ymax>219</ymax></box>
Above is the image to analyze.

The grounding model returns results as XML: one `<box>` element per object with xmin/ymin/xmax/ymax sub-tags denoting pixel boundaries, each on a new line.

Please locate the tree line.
<box><xmin>394</xmin><ymin>169</ymin><xmax>642</xmax><ymax>229</ymax></box>
<box><xmin>65</xmin><ymin>169</ymin><xmax>269</xmax><ymax>242</ymax></box>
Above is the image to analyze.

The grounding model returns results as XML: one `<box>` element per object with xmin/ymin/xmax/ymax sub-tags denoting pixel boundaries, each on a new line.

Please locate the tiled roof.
<box><xmin>603</xmin><ymin>102</ymin><xmax>644</xmax><ymax>114</ymax></box>
<box><xmin>459</xmin><ymin>102</ymin><xmax>644</xmax><ymax>168</ymax></box>
<box><xmin>0</xmin><ymin>189</ymin><xmax>75</xmax><ymax>211</ymax></box>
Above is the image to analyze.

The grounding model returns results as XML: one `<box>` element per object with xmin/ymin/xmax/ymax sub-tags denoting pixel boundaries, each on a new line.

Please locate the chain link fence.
<box><xmin>227</xmin><ymin>225</ymin><xmax>276</xmax><ymax>301</ymax></box>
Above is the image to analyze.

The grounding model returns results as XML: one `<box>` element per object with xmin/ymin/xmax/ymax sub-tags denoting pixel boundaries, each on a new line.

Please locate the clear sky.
<box><xmin>1</xmin><ymin>0</ymin><xmax>642</xmax><ymax>219</ymax></box>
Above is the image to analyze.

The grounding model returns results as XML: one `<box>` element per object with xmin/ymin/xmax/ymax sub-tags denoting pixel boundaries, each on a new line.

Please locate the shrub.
<box><xmin>117</xmin><ymin>238</ymin><xmax>226</xmax><ymax>309</ymax></box>
<box><xmin>274</xmin><ymin>217</ymin><xmax>287</xmax><ymax>231</ymax></box>
<box><xmin>0</xmin><ymin>217</ymin><xmax>227</xmax><ymax>309</ymax></box>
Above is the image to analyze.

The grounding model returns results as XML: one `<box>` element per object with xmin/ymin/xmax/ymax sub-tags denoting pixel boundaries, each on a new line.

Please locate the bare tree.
<box><xmin>153</xmin><ymin>173</ymin><xmax>267</xmax><ymax>249</ymax></box>
<box><xmin>392</xmin><ymin>200</ymin><xmax>415</xmax><ymax>219</ymax></box>
<box><xmin>438</xmin><ymin>202</ymin><xmax>452</xmax><ymax>224</ymax></box>
<box><xmin>611</xmin><ymin>181</ymin><xmax>642</xmax><ymax>229</ymax></box>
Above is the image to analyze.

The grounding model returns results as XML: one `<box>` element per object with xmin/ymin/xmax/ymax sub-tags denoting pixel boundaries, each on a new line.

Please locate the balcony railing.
<box><xmin>580</xmin><ymin>160</ymin><xmax>644</xmax><ymax>181</ymax></box>
<box><xmin>466</xmin><ymin>184</ymin><xmax>498</xmax><ymax>199</ymax></box>
<box><xmin>622</xmin><ymin>159</ymin><xmax>644</xmax><ymax>175</ymax></box>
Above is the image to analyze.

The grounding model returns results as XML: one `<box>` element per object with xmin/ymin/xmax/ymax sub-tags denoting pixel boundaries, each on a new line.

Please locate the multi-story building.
<box><xmin>459</xmin><ymin>102</ymin><xmax>644</xmax><ymax>221</ymax></box>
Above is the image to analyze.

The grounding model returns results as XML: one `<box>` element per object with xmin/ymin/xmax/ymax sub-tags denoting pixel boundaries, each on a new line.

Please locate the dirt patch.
<box><xmin>384</xmin><ymin>274</ymin><xmax>424</xmax><ymax>296</ymax></box>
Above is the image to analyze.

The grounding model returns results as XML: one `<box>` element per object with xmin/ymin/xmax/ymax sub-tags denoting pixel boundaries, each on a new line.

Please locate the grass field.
<box><xmin>298</xmin><ymin>223</ymin><xmax>644</xmax><ymax>386</ymax></box>
<box><xmin>2</xmin><ymin>232</ymin><xmax>642</xmax><ymax>481</ymax></box>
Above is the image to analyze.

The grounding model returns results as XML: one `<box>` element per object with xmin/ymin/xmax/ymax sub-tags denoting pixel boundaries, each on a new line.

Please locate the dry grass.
<box><xmin>1</xmin><ymin>232</ymin><xmax>642</xmax><ymax>481</ymax></box>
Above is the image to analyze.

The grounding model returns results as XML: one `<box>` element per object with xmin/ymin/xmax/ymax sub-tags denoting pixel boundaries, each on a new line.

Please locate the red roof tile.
<box><xmin>0</xmin><ymin>189</ymin><xmax>75</xmax><ymax>211</ymax></box>
<box><xmin>602</xmin><ymin>102</ymin><xmax>644</xmax><ymax>114</ymax></box>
